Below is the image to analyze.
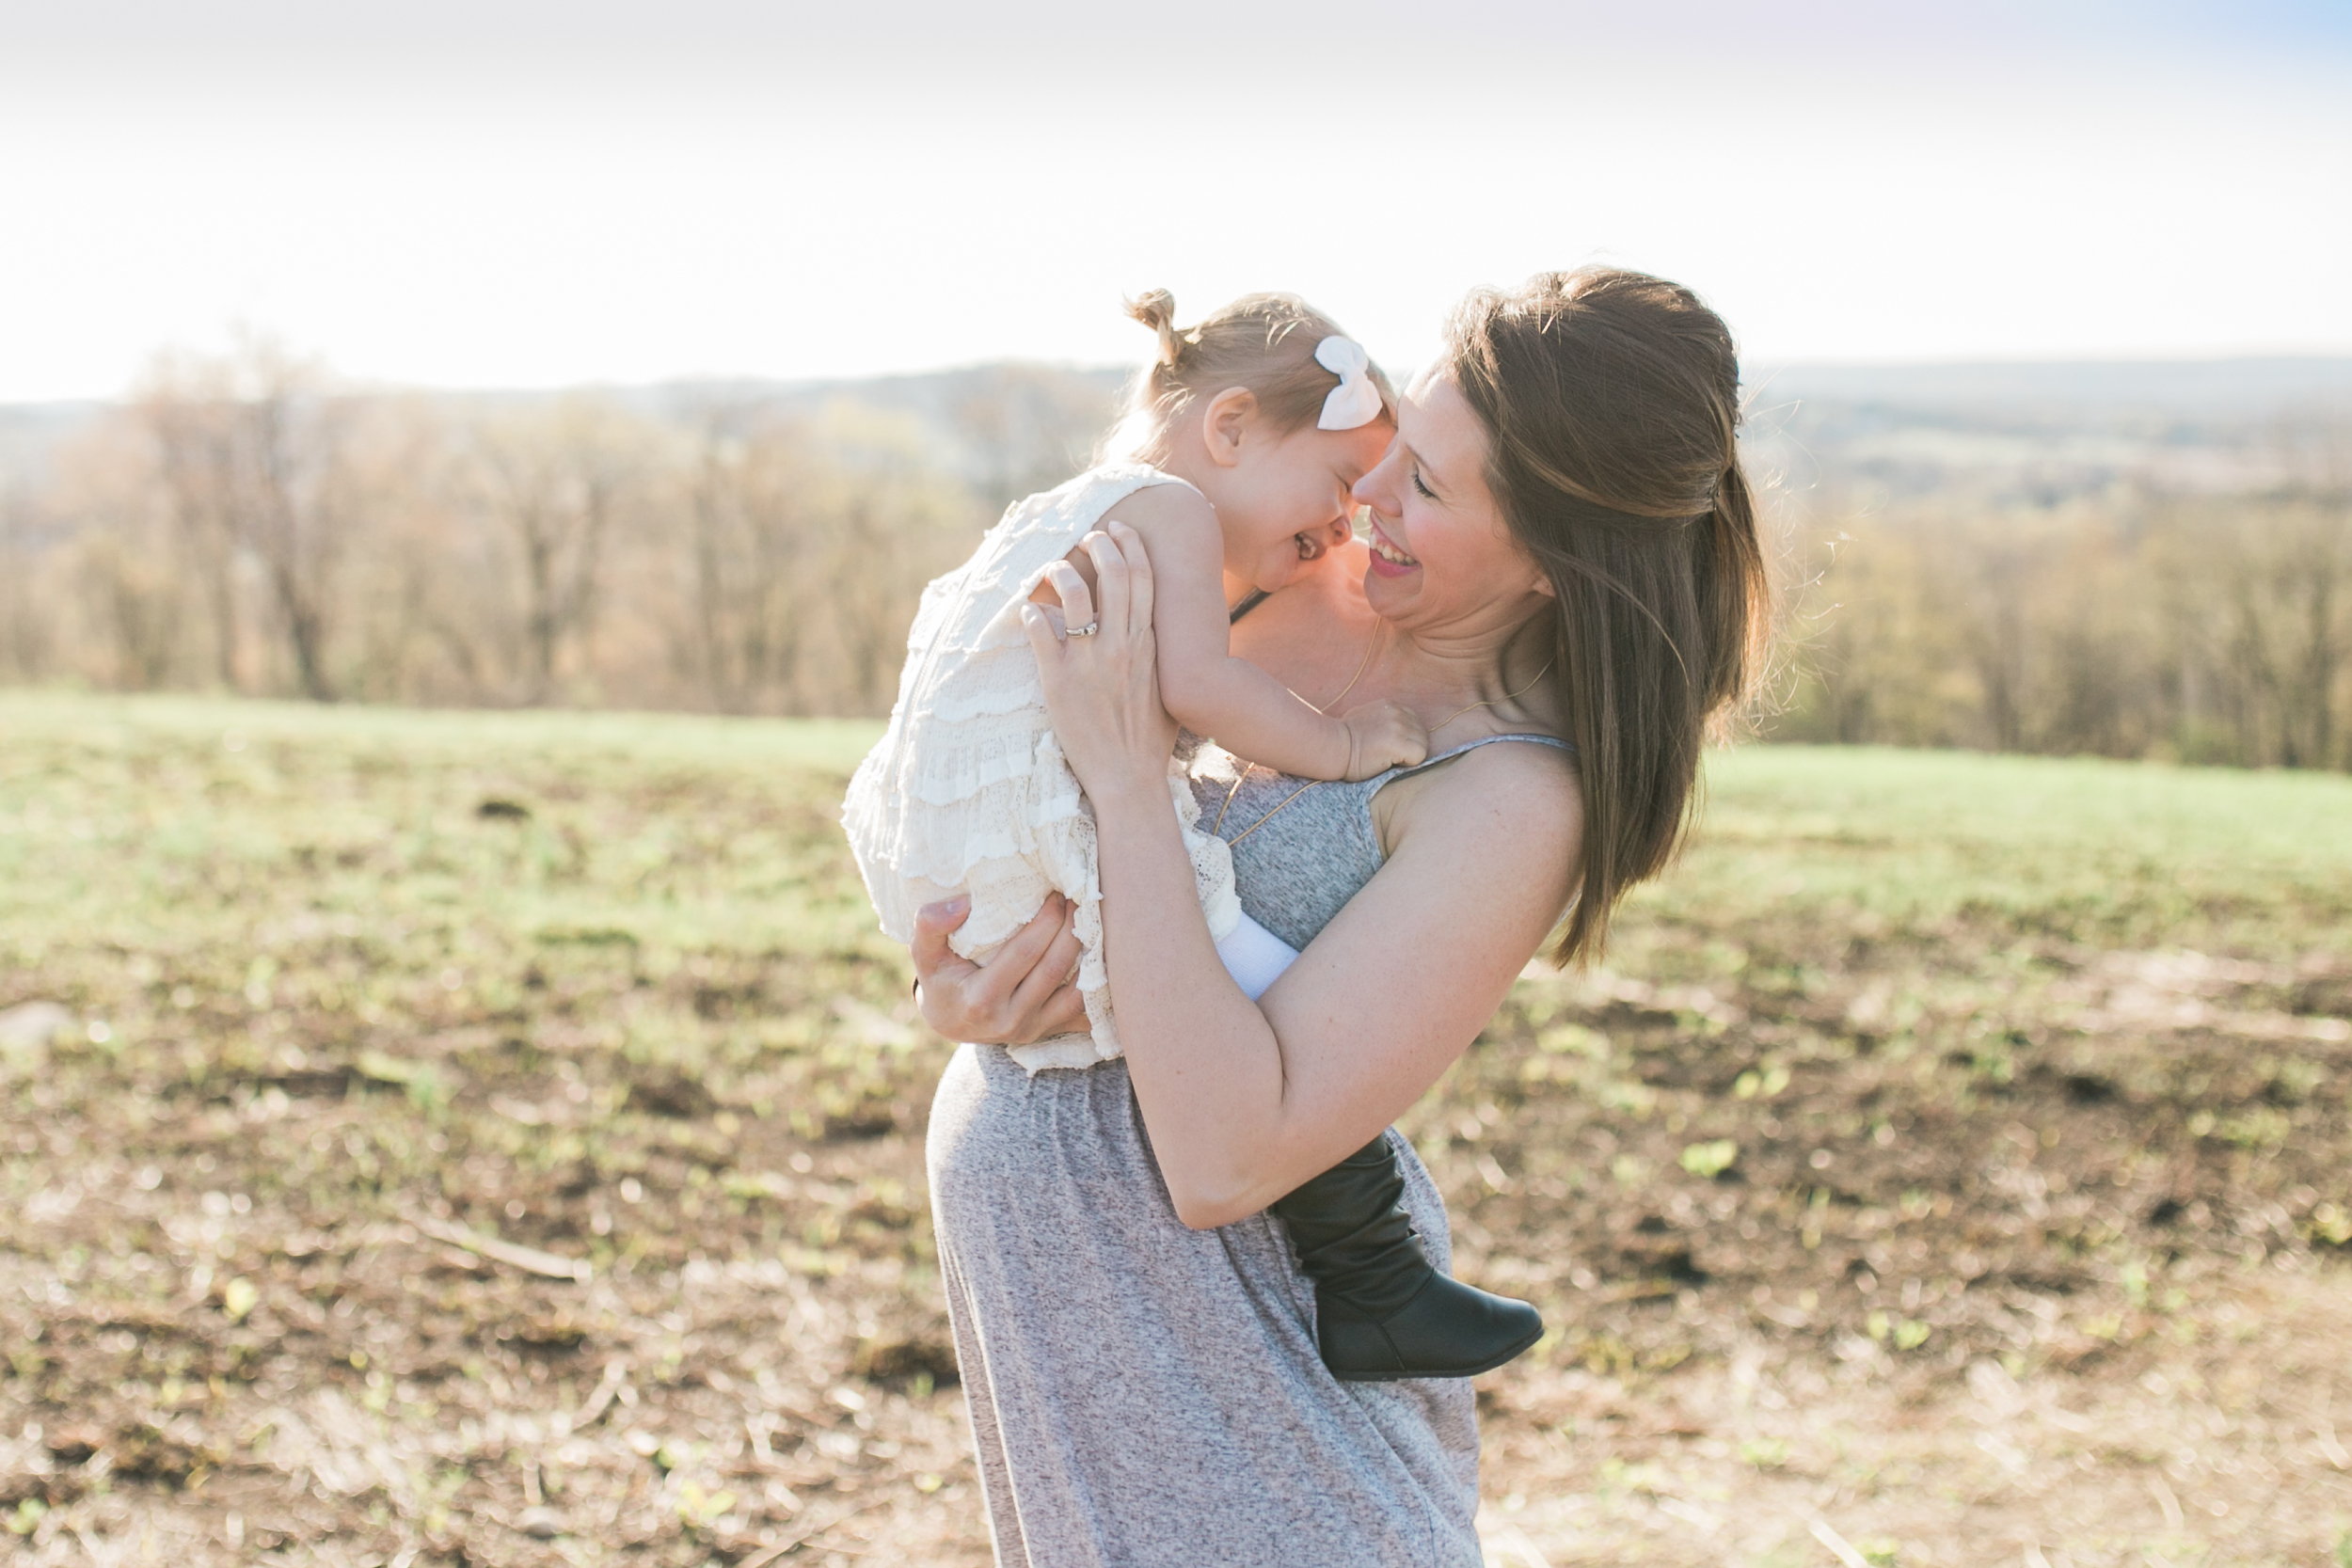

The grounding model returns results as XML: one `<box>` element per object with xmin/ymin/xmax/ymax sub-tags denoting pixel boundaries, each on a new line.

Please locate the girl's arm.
<box><xmin>1042</xmin><ymin>485</ymin><xmax>1424</xmax><ymax>783</ymax></box>
<box><xmin>1025</xmin><ymin>524</ymin><xmax>1581</xmax><ymax>1228</ymax></box>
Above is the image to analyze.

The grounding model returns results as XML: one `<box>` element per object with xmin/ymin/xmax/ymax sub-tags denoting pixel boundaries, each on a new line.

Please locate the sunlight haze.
<box><xmin>3</xmin><ymin>0</ymin><xmax>2348</xmax><ymax>400</ymax></box>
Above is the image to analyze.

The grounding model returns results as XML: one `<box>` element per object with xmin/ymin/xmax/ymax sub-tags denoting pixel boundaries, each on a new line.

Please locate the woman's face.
<box><xmin>1351</xmin><ymin>367</ymin><xmax>1552</xmax><ymax>635</ymax></box>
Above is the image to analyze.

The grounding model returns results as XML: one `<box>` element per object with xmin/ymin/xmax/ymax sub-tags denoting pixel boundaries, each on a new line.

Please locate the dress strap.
<box><xmin>1371</xmin><ymin>733</ymin><xmax>1575</xmax><ymax>793</ymax></box>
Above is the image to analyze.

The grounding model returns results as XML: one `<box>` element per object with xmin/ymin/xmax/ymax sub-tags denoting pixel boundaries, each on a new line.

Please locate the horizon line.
<box><xmin>7</xmin><ymin>350</ymin><xmax>2352</xmax><ymax>414</ymax></box>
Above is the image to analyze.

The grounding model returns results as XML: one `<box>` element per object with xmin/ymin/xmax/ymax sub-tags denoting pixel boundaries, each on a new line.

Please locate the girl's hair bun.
<box><xmin>1102</xmin><ymin>291</ymin><xmax>1388</xmax><ymax>467</ymax></box>
<box><xmin>1125</xmin><ymin>290</ymin><xmax>1181</xmax><ymax>367</ymax></box>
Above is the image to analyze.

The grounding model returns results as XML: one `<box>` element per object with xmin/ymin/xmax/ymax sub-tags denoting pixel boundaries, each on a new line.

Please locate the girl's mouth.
<box><xmin>1367</xmin><ymin>521</ymin><xmax>1420</xmax><ymax>578</ymax></box>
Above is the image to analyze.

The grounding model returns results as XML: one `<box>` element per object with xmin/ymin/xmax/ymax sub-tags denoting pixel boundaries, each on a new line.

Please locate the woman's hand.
<box><xmin>910</xmin><ymin>893</ymin><xmax>1089</xmax><ymax>1044</ymax></box>
<box><xmin>1021</xmin><ymin>523</ymin><xmax>1178</xmax><ymax>807</ymax></box>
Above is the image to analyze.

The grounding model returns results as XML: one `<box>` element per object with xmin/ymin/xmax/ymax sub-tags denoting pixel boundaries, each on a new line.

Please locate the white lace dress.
<box><xmin>842</xmin><ymin>462</ymin><xmax>1243</xmax><ymax>1071</ymax></box>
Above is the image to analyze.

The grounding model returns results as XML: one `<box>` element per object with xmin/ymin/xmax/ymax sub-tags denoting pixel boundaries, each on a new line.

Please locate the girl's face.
<box><xmin>1212</xmin><ymin>418</ymin><xmax>1392</xmax><ymax>595</ymax></box>
<box><xmin>1351</xmin><ymin>367</ymin><xmax>1552</xmax><ymax>635</ymax></box>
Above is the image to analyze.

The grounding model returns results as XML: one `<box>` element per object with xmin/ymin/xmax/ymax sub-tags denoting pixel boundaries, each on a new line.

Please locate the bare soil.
<box><xmin>4</xmin><ymin>701</ymin><xmax>2349</xmax><ymax>1566</ymax></box>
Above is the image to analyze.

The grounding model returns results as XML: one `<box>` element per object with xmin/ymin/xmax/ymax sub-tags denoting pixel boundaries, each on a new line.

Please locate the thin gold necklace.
<box><xmin>1431</xmin><ymin>656</ymin><xmax>1556</xmax><ymax>730</ymax></box>
<box><xmin>1211</xmin><ymin>623</ymin><xmax>1554</xmax><ymax>847</ymax></box>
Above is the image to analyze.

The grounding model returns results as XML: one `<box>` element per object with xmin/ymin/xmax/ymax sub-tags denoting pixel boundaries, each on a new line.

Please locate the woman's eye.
<box><xmin>1410</xmin><ymin>467</ymin><xmax>1436</xmax><ymax>500</ymax></box>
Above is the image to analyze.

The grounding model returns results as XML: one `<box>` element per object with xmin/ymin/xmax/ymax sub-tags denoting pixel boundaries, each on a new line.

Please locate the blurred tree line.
<box><xmin>0</xmin><ymin>341</ymin><xmax>1119</xmax><ymax>715</ymax></box>
<box><xmin>2</xmin><ymin>341</ymin><xmax>2346</xmax><ymax>771</ymax></box>
<box><xmin>1758</xmin><ymin>391</ymin><xmax>2352</xmax><ymax>771</ymax></box>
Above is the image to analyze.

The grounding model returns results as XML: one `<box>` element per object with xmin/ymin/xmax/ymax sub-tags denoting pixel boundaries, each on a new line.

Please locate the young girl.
<box><xmin>843</xmin><ymin>292</ymin><xmax>1542</xmax><ymax>1381</ymax></box>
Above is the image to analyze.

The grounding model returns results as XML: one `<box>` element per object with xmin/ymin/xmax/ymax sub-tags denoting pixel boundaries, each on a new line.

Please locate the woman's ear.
<box><xmin>1197</xmin><ymin>387</ymin><xmax>1258</xmax><ymax>469</ymax></box>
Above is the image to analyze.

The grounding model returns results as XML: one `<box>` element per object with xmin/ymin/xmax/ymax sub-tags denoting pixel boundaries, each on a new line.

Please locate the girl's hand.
<box><xmin>1339</xmin><ymin>698</ymin><xmax>1430</xmax><ymax>781</ymax></box>
<box><xmin>910</xmin><ymin>893</ymin><xmax>1089</xmax><ymax>1044</ymax></box>
<box><xmin>1020</xmin><ymin>521</ymin><xmax>1178</xmax><ymax>805</ymax></box>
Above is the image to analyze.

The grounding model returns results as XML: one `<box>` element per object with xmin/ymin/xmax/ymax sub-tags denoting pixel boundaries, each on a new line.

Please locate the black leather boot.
<box><xmin>1271</xmin><ymin>1134</ymin><xmax>1544</xmax><ymax>1381</ymax></box>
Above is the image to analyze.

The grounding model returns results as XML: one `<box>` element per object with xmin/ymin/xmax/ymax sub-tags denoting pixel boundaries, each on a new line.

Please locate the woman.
<box><xmin>910</xmin><ymin>269</ymin><xmax>1771</xmax><ymax>1566</ymax></box>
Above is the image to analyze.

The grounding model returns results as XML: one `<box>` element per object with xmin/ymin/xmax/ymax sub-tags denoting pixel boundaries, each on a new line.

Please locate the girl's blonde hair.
<box><xmin>1104</xmin><ymin>291</ymin><xmax>1393</xmax><ymax>463</ymax></box>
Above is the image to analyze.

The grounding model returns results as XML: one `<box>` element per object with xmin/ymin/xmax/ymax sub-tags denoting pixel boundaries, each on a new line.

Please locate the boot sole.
<box><xmin>1325</xmin><ymin>1315</ymin><xmax>1547</xmax><ymax>1383</ymax></box>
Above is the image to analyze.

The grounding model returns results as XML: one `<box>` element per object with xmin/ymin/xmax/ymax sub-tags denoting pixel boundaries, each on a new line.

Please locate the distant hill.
<box><xmin>618</xmin><ymin>364</ymin><xmax>1131</xmax><ymax>497</ymax></box>
<box><xmin>8</xmin><ymin>357</ymin><xmax>2345</xmax><ymax>501</ymax></box>
<box><xmin>0</xmin><ymin>400</ymin><xmax>108</xmax><ymax>485</ymax></box>
<box><xmin>1751</xmin><ymin>357</ymin><xmax>2352</xmax><ymax>420</ymax></box>
<box><xmin>0</xmin><ymin>367</ymin><xmax>1134</xmax><ymax>502</ymax></box>
<box><xmin>1740</xmin><ymin>358</ymin><xmax>2352</xmax><ymax>502</ymax></box>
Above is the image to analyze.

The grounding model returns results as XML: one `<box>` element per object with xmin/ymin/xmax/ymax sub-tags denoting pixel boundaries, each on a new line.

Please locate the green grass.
<box><xmin>0</xmin><ymin>690</ymin><xmax>893</xmax><ymax>976</ymax></box>
<box><xmin>1662</xmin><ymin>743</ymin><xmax>2352</xmax><ymax>952</ymax></box>
<box><xmin>15</xmin><ymin>695</ymin><xmax>2345</xmax><ymax>971</ymax></box>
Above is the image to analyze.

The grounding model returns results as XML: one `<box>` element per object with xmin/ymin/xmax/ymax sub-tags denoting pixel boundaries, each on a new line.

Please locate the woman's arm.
<box><xmin>1025</xmin><ymin>524</ymin><xmax>1581</xmax><ymax>1228</ymax></box>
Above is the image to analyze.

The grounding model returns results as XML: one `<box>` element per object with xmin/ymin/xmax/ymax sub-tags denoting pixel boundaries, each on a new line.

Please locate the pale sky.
<box><xmin>3</xmin><ymin>0</ymin><xmax>2348</xmax><ymax>402</ymax></box>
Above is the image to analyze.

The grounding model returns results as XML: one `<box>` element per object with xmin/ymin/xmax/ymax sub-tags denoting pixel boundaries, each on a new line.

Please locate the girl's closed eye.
<box><xmin>1411</xmin><ymin>466</ymin><xmax>1437</xmax><ymax>500</ymax></box>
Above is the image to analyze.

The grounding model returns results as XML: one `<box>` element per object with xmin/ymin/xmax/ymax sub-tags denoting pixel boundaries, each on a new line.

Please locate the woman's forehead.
<box><xmin>1400</xmin><ymin>362</ymin><xmax>1469</xmax><ymax>422</ymax></box>
<box><xmin>1398</xmin><ymin>372</ymin><xmax>1481</xmax><ymax>467</ymax></box>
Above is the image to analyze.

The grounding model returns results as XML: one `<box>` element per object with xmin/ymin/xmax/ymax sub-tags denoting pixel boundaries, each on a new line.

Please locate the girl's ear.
<box><xmin>1197</xmin><ymin>387</ymin><xmax>1258</xmax><ymax>469</ymax></box>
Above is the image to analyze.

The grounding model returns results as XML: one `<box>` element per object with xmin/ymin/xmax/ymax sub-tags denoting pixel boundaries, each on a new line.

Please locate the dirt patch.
<box><xmin>4</xmin><ymin>704</ymin><xmax>2350</xmax><ymax>1564</ymax></box>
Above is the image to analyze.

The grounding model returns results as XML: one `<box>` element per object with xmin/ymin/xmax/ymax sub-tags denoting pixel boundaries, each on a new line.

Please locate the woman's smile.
<box><xmin>1366</xmin><ymin>519</ymin><xmax>1419</xmax><ymax>576</ymax></box>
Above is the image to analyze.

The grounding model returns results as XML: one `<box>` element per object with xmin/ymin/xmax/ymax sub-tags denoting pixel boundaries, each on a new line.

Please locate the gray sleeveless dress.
<box><xmin>926</xmin><ymin>734</ymin><xmax>1572</xmax><ymax>1567</ymax></box>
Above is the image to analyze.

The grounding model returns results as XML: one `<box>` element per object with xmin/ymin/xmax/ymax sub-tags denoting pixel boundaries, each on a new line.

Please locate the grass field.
<box><xmin>4</xmin><ymin>692</ymin><xmax>2351</xmax><ymax>1566</ymax></box>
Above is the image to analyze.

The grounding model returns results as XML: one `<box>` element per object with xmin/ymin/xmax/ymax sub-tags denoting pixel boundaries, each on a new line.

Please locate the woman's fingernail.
<box><xmin>946</xmin><ymin>895</ymin><xmax>969</xmax><ymax>915</ymax></box>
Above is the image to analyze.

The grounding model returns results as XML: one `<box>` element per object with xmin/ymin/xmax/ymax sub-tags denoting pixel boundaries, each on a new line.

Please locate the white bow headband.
<box><xmin>1314</xmin><ymin>336</ymin><xmax>1384</xmax><ymax>431</ymax></box>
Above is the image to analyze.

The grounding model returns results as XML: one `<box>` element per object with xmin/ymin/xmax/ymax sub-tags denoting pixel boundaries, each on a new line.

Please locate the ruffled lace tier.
<box><xmin>842</xmin><ymin>464</ymin><xmax>1241</xmax><ymax>1072</ymax></box>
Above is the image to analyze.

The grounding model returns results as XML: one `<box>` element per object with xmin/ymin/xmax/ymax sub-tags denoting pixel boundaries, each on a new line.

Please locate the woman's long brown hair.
<box><xmin>1448</xmin><ymin>268</ymin><xmax>1772</xmax><ymax>966</ymax></box>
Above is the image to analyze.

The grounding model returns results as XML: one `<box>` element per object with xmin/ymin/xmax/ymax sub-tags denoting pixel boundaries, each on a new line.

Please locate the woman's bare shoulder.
<box><xmin>1336</xmin><ymin>735</ymin><xmax>1582</xmax><ymax>1003</ymax></box>
<box><xmin>1438</xmin><ymin>733</ymin><xmax>1578</xmax><ymax>800</ymax></box>
<box><xmin>1381</xmin><ymin>735</ymin><xmax>1582</xmax><ymax>868</ymax></box>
